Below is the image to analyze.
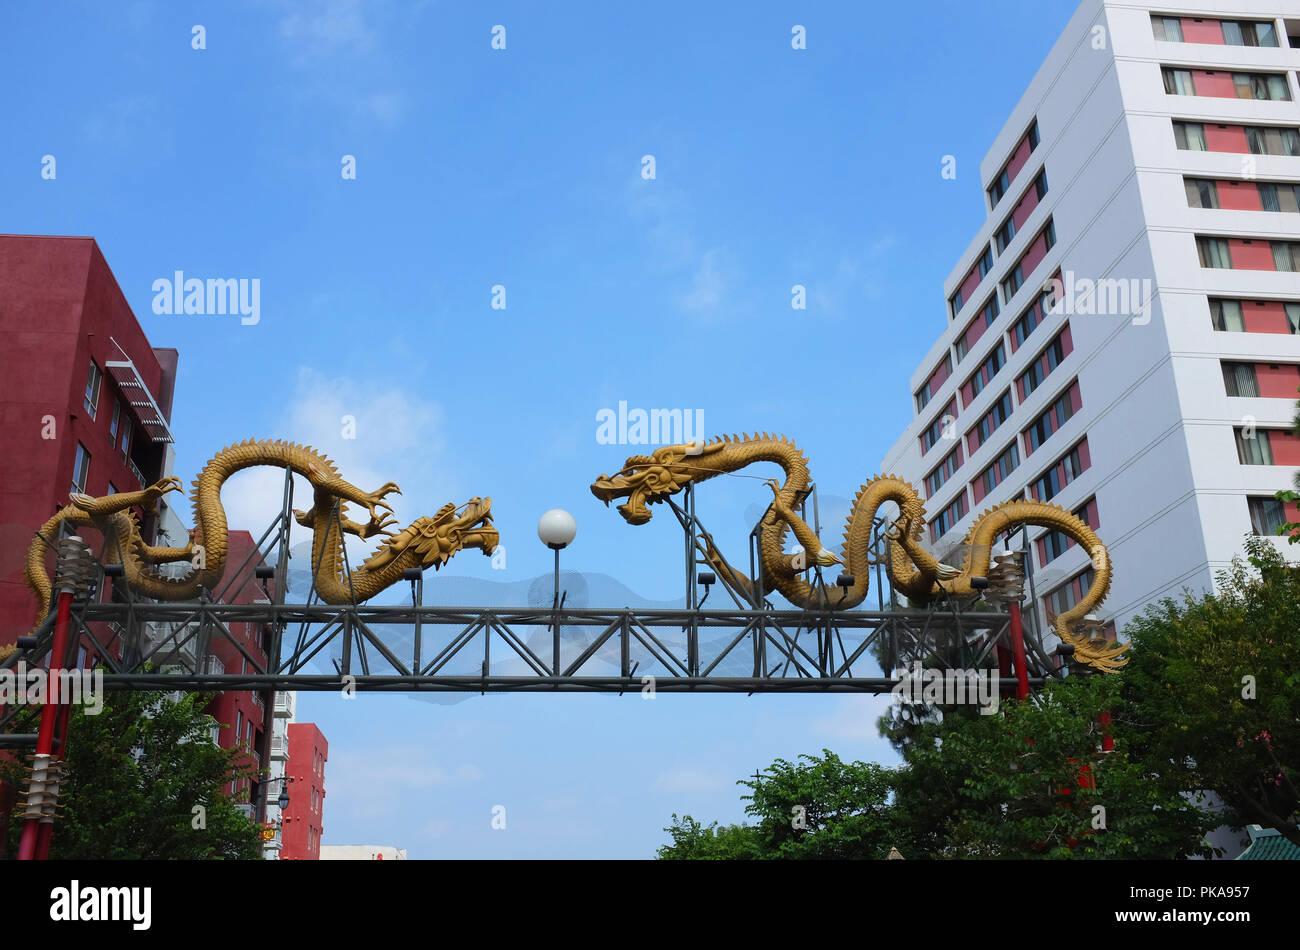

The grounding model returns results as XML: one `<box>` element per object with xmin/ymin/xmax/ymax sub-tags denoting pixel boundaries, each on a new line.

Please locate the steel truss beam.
<box><xmin>2</xmin><ymin>601</ymin><xmax>1025</xmax><ymax>695</ymax></box>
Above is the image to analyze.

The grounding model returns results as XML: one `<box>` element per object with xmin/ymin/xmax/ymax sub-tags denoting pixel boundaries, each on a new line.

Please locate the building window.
<box><xmin>1234</xmin><ymin>72</ymin><xmax>1290</xmax><ymax>101</ymax></box>
<box><xmin>966</xmin><ymin>343</ymin><xmax>1006</xmax><ymax>403</ymax></box>
<box><xmin>1024</xmin><ymin>381</ymin><xmax>1080</xmax><ymax>454</ymax></box>
<box><xmin>1222</xmin><ymin>362</ymin><xmax>1260</xmax><ymax>397</ymax></box>
<box><xmin>924</xmin><ymin>446</ymin><xmax>962</xmax><ymax>498</ymax></box>
<box><xmin>1173</xmin><ymin>121</ymin><xmax>1207</xmax><ymax>150</ymax></box>
<box><xmin>955</xmin><ymin>297</ymin><xmax>999</xmax><ymax>362</ymax></box>
<box><xmin>977</xmin><ymin>442</ymin><xmax>1020</xmax><ymax>499</ymax></box>
<box><xmin>109</xmin><ymin>399</ymin><xmax>122</xmax><ymax>442</ymax></box>
<box><xmin>1246</xmin><ymin>126</ymin><xmax>1300</xmax><ymax>156</ymax></box>
<box><xmin>1185</xmin><ymin>178</ymin><xmax>1219</xmax><ymax>209</ymax></box>
<box><xmin>120</xmin><ymin>422</ymin><xmax>133</xmax><ymax>461</ymax></box>
<box><xmin>987</xmin><ymin>120</ymin><xmax>1039</xmax><ymax>208</ymax></box>
<box><xmin>1046</xmin><ymin>566</ymin><xmax>1095</xmax><ymax>618</ymax></box>
<box><xmin>1259</xmin><ymin>183</ymin><xmax>1300</xmax><ymax>213</ymax></box>
<box><xmin>969</xmin><ymin>390</ymin><xmax>1014</xmax><ymax>453</ymax></box>
<box><xmin>71</xmin><ymin>443</ymin><xmax>91</xmax><ymax>495</ymax></box>
<box><xmin>84</xmin><ymin>362</ymin><xmax>102</xmax><ymax>418</ymax></box>
<box><xmin>1151</xmin><ymin>16</ymin><xmax>1183</xmax><ymax>42</ymax></box>
<box><xmin>930</xmin><ymin>491</ymin><xmax>969</xmax><ymax>542</ymax></box>
<box><xmin>1196</xmin><ymin>236</ymin><xmax>1232</xmax><ymax>268</ymax></box>
<box><xmin>977</xmin><ymin>245</ymin><xmax>994</xmax><ymax>279</ymax></box>
<box><xmin>1248</xmin><ymin>496</ymin><xmax>1287</xmax><ymax>535</ymax></box>
<box><xmin>1162</xmin><ymin>68</ymin><xmax>1195</xmax><ymax>96</ymax></box>
<box><xmin>1029</xmin><ymin>439</ymin><xmax>1089</xmax><ymax>503</ymax></box>
<box><xmin>1274</xmin><ymin>242</ymin><xmax>1300</xmax><ymax>271</ymax></box>
<box><xmin>1223</xmin><ymin>20</ymin><xmax>1278</xmax><ymax>47</ymax></box>
<box><xmin>920</xmin><ymin>399</ymin><xmax>957</xmax><ymax>454</ymax></box>
<box><xmin>1210</xmin><ymin>298</ymin><xmax>1246</xmax><ymax>331</ymax></box>
<box><xmin>915</xmin><ymin>354</ymin><xmax>952</xmax><ymax>413</ymax></box>
<box><xmin>1235</xmin><ymin>428</ymin><xmax>1274</xmax><ymax>465</ymax></box>
<box><xmin>994</xmin><ymin>170</ymin><xmax>1049</xmax><ymax>254</ymax></box>
<box><xmin>236</xmin><ymin>710</ymin><xmax>244</xmax><ymax>743</ymax></box>
<box><xmin>1019</xmin><ymin>329</ymin><xmax>1070</xmax><ymax>401</ymax></box>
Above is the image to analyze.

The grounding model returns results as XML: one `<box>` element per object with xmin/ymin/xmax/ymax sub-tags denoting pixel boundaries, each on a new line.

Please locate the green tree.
<box><xmin>657</xmin><ymin>751</ymin><xmax>901</xmax><ymax>860</ymax></box>
<box><xmin>1121</xmin><ymin>536</ymin><xmax>1300</xmax><ymax>847</ymax></box>
<box><xmin>4</xmin><ymin>688</ymin><xmax>263</xmax><ymax>859</ymax></box>
<box><xmin>891</xmin><ymin>674</ymin><xmax>1218</xmax><ymax>858</ymax></box>
<box><xmin>657</xmin><ymin>815</ymin><xmax>758</xmax><ymax>859</ymax></box>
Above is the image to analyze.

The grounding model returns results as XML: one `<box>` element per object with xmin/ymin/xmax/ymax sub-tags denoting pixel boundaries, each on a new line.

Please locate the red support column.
<box><xmin>17</xmin><ymin>589</ymin><xmax>73</xmax><ymax>861</ymax></box>
<box><xmin>1008</xmin><ymin>601</ymin><xmax>1030</xmax><ymax>701</ymax></box>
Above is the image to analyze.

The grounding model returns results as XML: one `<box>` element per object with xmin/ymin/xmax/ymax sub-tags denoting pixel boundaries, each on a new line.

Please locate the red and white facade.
<box><xmin>882</xmin><ymin>1</ymin><xmax>1300</xmax><ymax>642</ymax></box>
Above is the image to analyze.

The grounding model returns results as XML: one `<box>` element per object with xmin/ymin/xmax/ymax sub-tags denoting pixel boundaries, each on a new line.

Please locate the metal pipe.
<box><xmin>1009</xmin><ymin>602</ymin><xmax>1030</xmax><ymax>701</ymax></box>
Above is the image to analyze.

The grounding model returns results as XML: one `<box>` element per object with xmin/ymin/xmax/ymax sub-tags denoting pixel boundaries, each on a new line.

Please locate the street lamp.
<box><xmin>537</xmin><ymin>510</ymin><xmax>576</xmax><ymax>675</ymax></box>
<box><xmin>277</xmin><ymin>775</ymin><xmax>296</xmax><ymax>812</ymax></box>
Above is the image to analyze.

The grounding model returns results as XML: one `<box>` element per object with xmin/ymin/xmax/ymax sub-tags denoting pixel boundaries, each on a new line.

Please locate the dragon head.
<box><xmin>591</xmin><ymin>441</ymin><xmax>721</xmax><ymax>525</ymax></box>
<box><xmin>364</xmin><ymin>497</ymin><xmax>499</xmax><ymax>572</ymax></box>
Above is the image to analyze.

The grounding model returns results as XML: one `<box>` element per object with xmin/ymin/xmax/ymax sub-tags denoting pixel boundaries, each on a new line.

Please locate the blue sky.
<box><xmin>2</xmin><ymin>0</ymin><xmax>1084</xmax><ymax>857</ymax></box>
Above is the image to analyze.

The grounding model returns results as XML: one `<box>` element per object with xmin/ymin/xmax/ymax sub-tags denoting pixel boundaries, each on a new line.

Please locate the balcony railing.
<box><xmin>273</xmin><ymin>691</ymin><xmax>295</xmax><ymax>718</ymax></box>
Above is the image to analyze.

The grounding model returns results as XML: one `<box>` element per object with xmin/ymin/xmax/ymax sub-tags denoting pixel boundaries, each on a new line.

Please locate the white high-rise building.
<box><xmin>881</xmin><ymin>0</ymin><xmax>1300</xmax><ymax>646</ymax></box>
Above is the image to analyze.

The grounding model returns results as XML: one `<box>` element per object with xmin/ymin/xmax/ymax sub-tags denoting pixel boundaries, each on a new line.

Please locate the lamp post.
<box><xmin>537</xmin><ymin>510</ymin><xmax>576</xmax><ymax>676</ymax></box>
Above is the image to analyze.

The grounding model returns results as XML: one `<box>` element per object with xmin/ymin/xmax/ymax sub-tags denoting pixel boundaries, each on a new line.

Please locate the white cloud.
<box><xmin>653</xmin><ymin>766</ymin><xmax>730</xmax><ymax>794</ymax></box>
<box><xmin>277</xmin><ymin>0</ymin><xmax>377</xmax><ymax>62</ymax></box>
<box><xmin>327</xmin><ymin>744</ymin><xmax>484</xmax><ymax>819</ymax></box>
<box><xmin>677</xmin><ymin>248</ymin><xmax>732</xmax><ymax>317</ymax></box>
<box><xmin>809</xmin><ymin>695</ymin><xmax>896</xmax><ymax>743</ymax></box>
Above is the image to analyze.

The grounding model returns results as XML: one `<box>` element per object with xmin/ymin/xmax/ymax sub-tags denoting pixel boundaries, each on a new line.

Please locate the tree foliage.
<box><xmin>1120</xmin><ymin>536</ymin><xmax>1300</xmax><ymax>846</ymax></box>
<box><xmin>893</xmin><ymin>675</ymin><xmax>1216</xmax><ymax>858</ymax></box>
<box><xmin>658</xmin><ymin>751</ymin><xmax>898</xmax><ymax>859</ymax></box>
<box><xmin>4</xmin><ymin>688</ymin><xmax>263</xmax><ymax>859</ymax></box>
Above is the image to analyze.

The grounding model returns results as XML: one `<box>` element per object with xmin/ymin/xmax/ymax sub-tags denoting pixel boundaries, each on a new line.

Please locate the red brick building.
<box><xmin>0</xmin><ymin>234</ymin><xmax>328</xmax><ymax>856</ymax></box>
<box><xmin>0</xmin><ymin>234</ymin><xmax>177</xmax><ymax>648</ymax></box>
<box><xmin>281</xmin><ymin>722</ymin><xmax>328</xmax><ymax>859</ymax></box>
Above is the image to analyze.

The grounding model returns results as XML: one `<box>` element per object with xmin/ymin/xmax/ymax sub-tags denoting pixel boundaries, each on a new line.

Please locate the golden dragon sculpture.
<box><xmin>591</xmin><ymin>433</ymin><xmax>1127</xmax><ymax>673</ymax></box>
<box><xmin>23</xmin><ymin>439</ymin><xmax>498</xmax><ymax>622</ymax></box>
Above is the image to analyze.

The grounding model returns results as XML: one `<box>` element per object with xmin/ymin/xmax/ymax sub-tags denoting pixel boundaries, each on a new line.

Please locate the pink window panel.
<box><xmin>1257</xmin><ymin>363</ymin><xmax>1300</xmax><ymax>399</ymax></box>
<box><xmin>960</xmin><ymin>380</ymin><xmax>975</xmax><ymax>409</ymax></box>
<box><xmin>1192</xmin><ymin>71</ymin><xmax>1236</xmax><ymax>98</ymax></box>
<box><xmin>1060</xmin><ymin>324</ymin><xmax>1074</xmax><ymax>358</ymax></box>
<box><xmin>958</xmin><ymin>267</ymin><xmax>982</xmax><ymax>307</ymax></box>
<box><xmin>1228</xmin><ymin>240</ymin><xmax>1279</xmax><ymax>270</ymax></box>
<box><xmin>1012</xmin><ymin>185</ymin><xmax>1040</xmax><ymax>230</ymax></box>
<box><xmin>1271</xmin><ymin>431</ymin><xmax>1300</xmax><ymax>465</ymax></box>
<box><xmin>1243</xmin><ymin>301</ymin><xmax>1293</xmax><ymax>334</ymax></box>
<box><xmin>966</xmin><ymin>427</ymin><xmax>981</xmax><ymax>455</ymax></box>
<box><xmin>1079</xmin><ymin>497</ymin><xmax>1099</xmax><ymax>528</ymax></box>
<box><xmin>972</xmin><ymin>475</ymin><xmax>987</xmax><ymax>505</ymax></box>
<box><xmin>1034</xmin><ymin>536</ymin><xmax>1047</xmax><ymax>566</ymax></box>
<box><xmin>1180</xmin><ymin>18</ymin><xmax>1226</xmax><ymax>44</ymax></box>
<box><xmin>1217</xmin><ymin>180</ymin><xmax>1262</xmax><ymax>212</ymax></box>
<box><xmin>961</xmin><ymin>315</ymin><xmax>988</xmax><ymax>354</ymax></box>
<box><xmin>1067</xmin><ymin>381</ymin><xmax>1082</xmax><ymax>413</ymax></box>
<box><xmin>1076</xmin><ymin>437</ymin><xmax>1092</xmax><ymax>472</ymax></box>
<box><xmin>928</xmin><ymin>358</ymin><xmax>950</xmax><ymax>390</ymax></box>
<box><xmin>1018</xmin><ymin>233</ymin><xmax>1048</xmax><ymax>278</ymax></box>
<box><xmin>1204</xmin><ymin>124</ymin><xmax>1249</xmax><ymax>153</ymax></box>
<box><xmin>1005</xmin><ymin>135</ymin><xmax>1034</xmax><ymax>188</ymax></box>
<box><xmin>1285</xmin><ymin>499</ymin><xmax>1300</xmax><ymax>527</ymax></box>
